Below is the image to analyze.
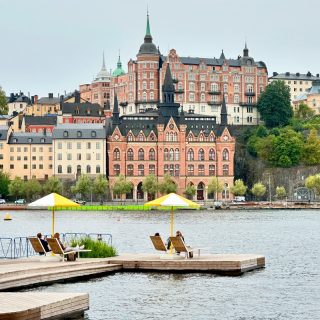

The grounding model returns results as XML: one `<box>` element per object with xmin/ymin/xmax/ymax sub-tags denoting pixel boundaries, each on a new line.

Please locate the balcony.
<box><xmin>207</xmin><ymin>101</ymin><xmax>221</xmax><ymax>106</ymax></box>
<box><xmin>135</xmin><ymin>100</ymin><xmax>159</xmax><ymax>105</ymax></box>
<box><xmin>245</xmin><ymin>91</ymin><xmax>256</xmax><ymax>96</ymax></box>
<box><xmin>208</xmin><ymin>90</ymin><xmax>221</xmax><ymax>95</ymax></box>
<box><xmin>175</xmin><ymin>89</ymin><xmax>184</xmax><ymax>94</ymax></box>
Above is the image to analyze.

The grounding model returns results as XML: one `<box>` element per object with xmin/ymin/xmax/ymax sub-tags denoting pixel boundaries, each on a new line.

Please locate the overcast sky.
<box><xmin>0</xmin><ymin>0</ymin><xmax>319</xmax><ymax>97</ymax></box>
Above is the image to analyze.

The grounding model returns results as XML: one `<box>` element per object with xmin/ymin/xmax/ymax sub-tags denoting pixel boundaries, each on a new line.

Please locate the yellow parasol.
<box><xmin>145</xmin><ymin>193</ymin><xmax>200</xmax><ymax>253</ymax></box>
<box><xmin>28</xmin><ymin>193</ymin><xmax>80</xmax><ymax>236</ymax></box>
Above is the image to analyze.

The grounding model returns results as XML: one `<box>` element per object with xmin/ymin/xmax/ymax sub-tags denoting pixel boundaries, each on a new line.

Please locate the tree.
<box><xmin>112</xmin><ymin>175</ymin><xmax>133</xmax><ymax>204</ymax></box>
<box><xmin>305</xmin><ymin>174</ymin><xmax>320</xmax><ymax>195</ymax></box>
<box><xmin>142</xmin><ymin>174</ymin><xmax>158</xmax><ymax>199</ymax></box>
<box><xmin>92</xmin><ymin>175</ymin><xmax>109</xmax><ymax>203</ymax></box>
<box><xmin>0</xmin><ymin>172</ymin><xmax>10</xmax><ymax>198</ymax></box>
<box><xmin>24</xmin><ymin>179</ymin><xmax>42</xmax><ymax>201</ymax></box>
<box><xmin>251</xmin><ymin>182</ymin><xmax>266</xmax><ymax>200</ymax></box>
<box><xmin>208</xmin><ymin>177</ymin><xmax>223</xmax><ymax>201</ymax></box>
<box><xmin>0</xmin><ymin>87</ymin><xmax>8</xmax><ymax>115</ymax></box>
<box><xmin>8</xmin><ymin>177</ymin><xmax>25</xmax><ymax>199</ymax></box>
<box><xmin>43</xmin><ymin>177</ymin><xmax>63</xmax><ymax>195</ymax></box>
<box><xmin>184</xmin><ymin>184</ymin><xmax>196</xmax><ymax>199</ymax></box>
<box><xmin>295</xmin><ymin>102</ymin><xmax>314</xmax><ymax>119</ymax></box>
<box><xmin>276</xmin><ymin>186</ymin><xmax>286</xmax><ymax>199</ymax></box>
<box><xmin>302</xmin><ymin>129</ymin><xmax>320</xmax><ymax>165</ymax></box>
<box><xmin>158</xmin><ymin>174</ymin><xmax>177</xmax><ymax>195</ymax></box>
<box><xmin>230</xmin><ymin>179</ymin><xmax>247</xmax><ymax>196</ymax></box>
<box><xmin>257</xmin><ymin>80</ymin><xmax>293</xmax><ymax>128</ymax></box>
<box><xmin>71</xmin><ymin>175</ymin><xmax>93</xmax><ymax>200</ymax></box>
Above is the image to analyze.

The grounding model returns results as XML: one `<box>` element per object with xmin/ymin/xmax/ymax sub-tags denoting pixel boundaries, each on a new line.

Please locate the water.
<box><xmin>1</xmin><ymin>209</ymin><xmax>320</xmax><ymax>319</ymax></box>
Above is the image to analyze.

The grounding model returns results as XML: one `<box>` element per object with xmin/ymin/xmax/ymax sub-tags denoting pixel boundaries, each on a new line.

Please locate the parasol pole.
<box><xmin>52</xmin><ymin>207</ymin><xmax>55</xmax><ymax>237</ymax></box>
<box><xmin>170</xmin><ymin>206</ymin><xmax>174</xmax><ymax>254</ymax></box>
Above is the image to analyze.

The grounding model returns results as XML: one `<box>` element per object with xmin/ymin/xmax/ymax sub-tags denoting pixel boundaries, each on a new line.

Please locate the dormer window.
<box><xmin>63</xmin><ymin>131</ymin><xmax>68</xmax><ymax>137</ymax></box>
<box><xmin>77</xmin><ymin>131</ymin><xmax>82</xmax><ymax>137</ymax></box>
<box><xmin>13</xmin><ymin>138</ymin><xmax>17</xmax><ymax>143</ymax></box>
<box><xmin>40</xmin><ymin>138</ymin><xmax>45</xmax><ymax>143</ymax></box>
<box><xmin>91</xmin><ymin>131</ymin><xmax>96</xmax><ymax>137</ymax></box>
<box><xmin>87</xmin><ymin>109</ymin><xmax>91</xmax><ymax>115</ymax></box>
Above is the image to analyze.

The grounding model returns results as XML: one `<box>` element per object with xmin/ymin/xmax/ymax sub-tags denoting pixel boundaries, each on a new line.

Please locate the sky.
<box><xmin>0</xmin><ymin>0</ymin><xmax>319</xmax><ymax>97</ymax></box>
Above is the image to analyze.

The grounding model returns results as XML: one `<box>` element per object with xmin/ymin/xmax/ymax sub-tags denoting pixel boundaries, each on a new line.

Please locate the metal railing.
<box><xmin>0</xmin><ymin>232</ymin><xmax>113</xmax><ymax>259</ymax></box>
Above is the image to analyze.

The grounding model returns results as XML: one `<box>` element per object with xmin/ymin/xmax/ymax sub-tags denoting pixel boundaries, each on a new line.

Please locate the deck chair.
<box><xmin>150</xmin><ymin>235</ymin><xmax>168</xmax><ymax>253</ymax></box>
<box><xmin>28</xmin><ymin>237</ymin><xmax>47</xmax><ymax>256</ymax></box>
<box><xmin>169</xmin><ymin>236</ymin><xmax>194</xmax><ymax>258</ymax></box>
<box><xmin>46</xmin><ymin>238</ymin><xmax>76</xmax><ymax>262</ymax></box>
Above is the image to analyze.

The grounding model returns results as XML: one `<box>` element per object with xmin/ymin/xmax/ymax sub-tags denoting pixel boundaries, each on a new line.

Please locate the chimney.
<box><xmin>317</xmin><ymin>74</ymin><xmax>319</xmax><ymax>78</ymax></box>
<box><xmin>31</xmin><ymin>96</ymin><xmax>34</xmax><ymax>104</ymax></box>
<box><xmin>34</xmin><ymin>95</ymin><xmax>38</xmax><ymax>104</ymax></box>
<box><xmin>48</xmin><ymin>93</ymin><xmax>53</xmax><ymax>99</ymax></box>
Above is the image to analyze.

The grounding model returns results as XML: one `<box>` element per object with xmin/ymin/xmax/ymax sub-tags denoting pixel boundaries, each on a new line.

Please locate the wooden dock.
<box><xmin>0</xmin><ymin>292</ymin><xmax>88</xmax><ymax>319</ymax></box>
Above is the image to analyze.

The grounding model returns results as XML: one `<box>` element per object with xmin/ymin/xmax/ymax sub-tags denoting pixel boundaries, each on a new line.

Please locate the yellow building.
<box><xmin>293</xmin><ymin>80</ymin><xmax>320</xmax><ymax>114</ymax></box>
<box><xmin>52</xmin><ymin>124</ymin><xmax>106</xmax><ymax>180</ymax></box>
<box><xmin>26</xmin><ymin>93</ymin><xmax>61</xmax><ymax>116</ymax></box>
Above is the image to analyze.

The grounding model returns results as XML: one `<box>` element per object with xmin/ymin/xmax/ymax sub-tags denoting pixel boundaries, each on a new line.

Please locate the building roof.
<box><xmin>8</xmin><ymin>132</ymin><xmax>52</xmax><ymax>144</ymax></box>
<box><xmin>269</xmin><ymin>72</ymin><xmax>320</xmax><ymax>81</ymax></box>
<box><xmin>37</xmin><ymin>97</ymin><xmax>60</xmax><ymax>105</ymax></box>
<box><xmin>94</xmin><ymin>53</ymin><xmax>111</xmax><ymax>83</ymax></box>
<box><xmin>53</xmin><ymin>123</ymin><xmax>106</xmax><ymax>139</ymax></box>
<box><xmin>0</xmin><ymin>126</ymin><xmax>8</xmax><ymax>141</ymax></box>
<box><xmin>112</xmin><ymin>55</ymin><xmax>126</xmax><ymax>77</ymax></box>
<box><xmin>61</xmin><ymin>102</ymin><xmax>104</xmax><ymax>117</ymax></box>
<box><xmin>137</xmin><ymin>14</ymin><xmax>158</xmax><ymax>56</ymax></box>
<box><xmin>24</xmin><ymin>115</ymin><xmax>57</xmax><ymax>126</ymax></box>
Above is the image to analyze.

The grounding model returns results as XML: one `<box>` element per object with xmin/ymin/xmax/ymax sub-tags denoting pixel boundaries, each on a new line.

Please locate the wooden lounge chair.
<box><xmin>46</xmin><ymin>238</ymin><xmax>76</xmax><ymax>262</ymax></box>
<box><xmin>169</xmin><ymin>236</ymin><xmax>194</xmax><ymax>258</ymax></box>
<box><xmin>150</xmin><ymin>235</ymin><xmax>168</xmax><ymax>253</ymax></box>
<box><xmin>28</xmin><ymin>237</ymin><xmax>47</xmax><ymax>256</ymax></box>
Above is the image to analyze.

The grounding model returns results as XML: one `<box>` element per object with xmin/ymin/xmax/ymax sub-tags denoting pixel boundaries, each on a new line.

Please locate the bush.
<box><xmin>70</xmin><ymin>237</ymin><xmax>117</xmax><ymax>258</ymax></box>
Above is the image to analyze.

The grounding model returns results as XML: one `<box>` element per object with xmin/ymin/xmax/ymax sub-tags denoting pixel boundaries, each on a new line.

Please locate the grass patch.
<box><xmin>70</xmin><ymin>237</ymin><xmax>117</xmax><ymax>258</ymax></box>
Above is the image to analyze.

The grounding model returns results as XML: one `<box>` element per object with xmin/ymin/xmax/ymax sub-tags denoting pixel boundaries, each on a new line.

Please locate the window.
<box><xmin>138</xmin><ymin>133</ymin><xmax>144</xmax><ymax>141</ymax></box>
<box><xmin>150</xmin><ymin>81</ymin><xmax>154</xmax><ymax>89</ymax></box>
<box><xmin>201</xmin><ymin>83</ymin><xmax>205</xmax><ymax>91</ymax></box>
<box><xmin>223</xmin><ymin>75</ymin><xmax>228</xmax><ymax>82</ymax></box>
<box><xmin>113</xmin><ymin>148</ymin><xmax>120</xmax><ymax>160</ymax></box>
<box><xmin>189</xmin><ymin>82</ymin><xmax>195</xmax><ymax>91</ymax></box>
<box><xmin>32</xmin><ymin>156</ymin><xmax>36</xmax><ymax>161</ymax></box>
<box><xmin>67</xmin><ymin>153</ymin><xmax>72</xmax><ymax>160</ymax></box>
<box><xmin>138</xmin><ymin>148</ymin><xmax>144</xmax><ymax>161</ymax></box>
<box><xmin>223</xmin><ymin>84</ymin><xmax>228</xmax><ymax>92</ymax></box>
<box><xmin>32</xmin><ymin>164</ymin><xmax>36</xmax><ymax>169</ymax></box>
<box><xmin>175</xmin><ymin>148</ymin><xmax>179</xmax><ymax>161</ymax></box>
<box><xmin>246</xmin><ymin>84</ymin><xmax>254</xmax><ymax>93</ymax></box>
<box><xmin>234</xmin><ymin>94</ymin><xmax>240</xmax><ymax>103</ymax></box>
<box><xmin>127</xmin><ymin>164</ymin><xmax>134</xmax><ymax>176</ymax></box>
<box><xmin>87</xmin><ymin>142</ymin><xmax>91</xmax><ymax>149</ymax></box>
<box><xmin>63</xmin><ymin>131</ymin><xmax>68</xmax><ymax>137</ymax></box>
<box><xmin>187</xmin><ymin>165</ymin><xmax>194</xmax><ymax>176</ymax></box>
<box><xmin>58</xmin><ymin>142</ymin><xmax>62</xmax><ymax>149</ymax></box>
<box><xmin>67</xmin><ymin>165</ymin><xmax>72</xmax><ymax>173</ymax></box>
<box><xmin>58</xmin><ymin>165</ymin><xmax>62</xmax><ymax>173</ymax></box>
<box><xmin>169</xmin><ymin>149</ymin><xmax>174</xmax><ymax>161</ymax></box>
<box><xmin>175</xmin><ymin>164</ymin><xmax>180</xmax><ymax>176</ymax></box>
<box><xmin>201</xmin><ymin>93</ymin><xmax>206</xmax><ymax>102</ymax></box>
<box><xmin>223</xmin><ymin>164</ymin><xmax>229</xmax><ymax>176</ymax></box>
<box><xmin>86</xmin><ymin>165</ymin><xmax>91</xmax><ymax>174</ymax></box>
<box><xmin>247</xmin><ymin>106</ymin><xmax>253</xmax><ymax>113</ymax></box>
<box><xmin>149</xmin><ymin>164</ymin><xmax>155</xmax><ymax>175</ymax></box>
<box><xmin>86</xmin><ymin>153</ymin><xmax>91</xmax><ymax>160</ymax></box>
<box><xmin>169</xmin><ymin>164</ymin><xmax>174</xmax><ymax>176</ymax></box>
<box><xmin>198</xmin><ymin>149</ymin><xmax>205</xmax><ymax>161</ymax></box>
<box><xmin>164</xmin><ymin>164</ymin><xmax>169</xmax><ymax>174</ymax></box>
<box><xmin>96</xmin><ymin>165</ymin><xmax>101</xmax><ymax>174</ymax></box>
<box><xmin>114</xmin><ymin>164</ymin><xmax>120</xmax><ymax>176</ymax></box>
<box><xmin>10</xmin><ymin>164</ymin><xmax>14</xmax><ymax>169</ymax></box>
<box><xmin>77</xmin><ymin>131</ymin><xmax>82</xmax><ymax>138</ymax></box>
<box><xmin>149</xmin><ymin>149</ymin><xmax>155</xmax><ymax>160</ymax></box>
<box><xmin>187</xmin><ymin>149</ymin><xmax>194</xmax><ymax>161</ymax></box>
<box><xmin>209</xmin><ymin>165</ymin><xmax>215</xmax><ymax>175</ymax></box>
<box><xmin>209</xmin><ymin>149</ymin><xmax>215</xmax><ymax>160</ymax></box>
<box><xmin>96</xmin><ymin>153</ymin><xmax>101</xmax><ymax>160</ymax></box>
<box><xmin>77</xmin><ymin>154</ymin><xmax>81</xmax><ymax>160</ymax></box>
<box><xmin>222</xmin><ymin>149</ymin><xmax>229</xmax><ymax>161</ymax></box>
<box><xmin>58</xmin><ymin>153</ymin><xmax>62</xmax><ymax>160</ymax></box>
<box><xmin>67</xmin><ymin>142</ymin><xmax>72</xmax><ymax>149</ymax></box>
<box><xmin>77</xmin><ymin>142</ymin><xmax>81</xmax><ymax>149</ymax></box>
<box><xmin>91</xmin><ymin>131</ymin><xmax>96</xmax><ymax>137</ymax></box>
<box><xmin>96</xmin><ymin>142</ymin><xmax>100</xmax><ymax>149</ymax></box>
<box><xmin>189</xmin><ymin>93</ymin><xmax>195</xmax><ymax>101</ymax></box>
<box><xmin>164</xmin><ymin>148</ymin><xmax>169</xmax><ymax>161</ymax></box>
<box><xmin>201</xmin><ymin>105</ymin><xmax>205</xmax><ymax>112</ymax></box>
<box><xmin>127</xmin><ymin>149</ymin><xmax>134</xmax><ymax>161</ymax></box>
<box><xmin>138</xmin><ymin>164</ymin><xmax>144</xmax><ymax>176</ymax></box>
<box><xmin>198</xmin><ymin>165</ymin><xmax>205</xmax><ymax>175</ymax></box>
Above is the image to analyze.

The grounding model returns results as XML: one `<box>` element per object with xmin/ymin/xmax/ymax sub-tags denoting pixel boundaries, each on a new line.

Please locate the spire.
<box><xmin>117</xmin><ymin>50</ymin><xmax>122</xmax><ymax>68</ymax></box>
<box><xmin>220</xmin><ymin>49</ymin><xmax>225</xmax><ymax>60</ymax></box>
<box><xmin>162</xmin><ymin>64</ymin><xmax>175</xmax><ymax>93</ymax></box>
<box><xmin>220</xmin><ymin>95</ymin><xmax>228</xmax><ymax>126</ymax></box>
<box><xmin>146</xmin><ymin>11</ymin><xmax>151</xmax><ymax>37</ymax></box>
<box><xmin>112</xmin><ymin>51</ymin><xmax>126</xmax><ymax>77</ymax></box>
<box><xmin>243</xmin><ymin>42</ymin><xmax>249</xmax><ymax>57</ymax></box>
<box><xmin>112</xmin><ymin>94</ymin><xmax>120</xmax><ymax>125</ymax></box>
<box><xmin>102</xmin><ymin>51</ymin><xmax>106</xmax><ymax>70</ymax></box>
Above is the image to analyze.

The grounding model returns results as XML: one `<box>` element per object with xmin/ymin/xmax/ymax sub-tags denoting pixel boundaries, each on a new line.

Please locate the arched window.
<box><xmin>175</xmin><ymin>148</ymin><xmax>179</xmax><ymax>161</ymax></box>
<box><xmin>127</xmin><ymin>164</ymin><xmax>134</xmax><ymax>176</ymax></box>
<box><xmin>222</xmin><ymin>149</ymin><xmax>229</xmax><ymax>161</ymax></box>
<box><xmin>150</xmin><ymin>92</ymin><xmax>154</xmax><ymax>100</ymax></box>
<box><xmin>138</xmin><ymin>148</ymin><xmax>144</xmax><ymax>161</ymax></box>
<box><xmin>164</xmin><ymin>164</ymin><xmax>169</xmax><ymax>174</ymax></box>
<box><xmin>169</xmin><ymin>148</ymin><xmax>174</xmax><ymax>161</ymax></box>
<box><xmin>114</xmin><ymin>164</ymin><xmax>120</xmax><ymax>176</ymax></box>
<box><xmin>113</xmin><ymin>148</ymin><xmax>120</xmax><ymax>160</ymax></box>
<box><xmin>164</xmin><ymin>148</ymin><xmax>169</xmax><ymax>161</ymax></box>
<box><xmin>58</xmin><ymin>165</ymin><xmax>62</xmax><ymax>174</ymax></box>
<box><xmin>175</xmin><ymin>164</ymin><xmax>180</xmax><ymax>176</ymax></box>
<box><xmin>166</xmin><ymin>132</ymin><xmax>169</xmax><ymax>141</ymax></box>
<box><xmin>138</xmin><ymin>133</ymin><xmax>144</xmax><ymax>141</ymax></box>
<box><xmin>138</xmin><ymin>164</ymin><xmax>144</xmax><ymax>176</ymax></box>
<box><xmin>209</xmin><ymin>149</ymin><xmax>215</xmax><ymax>160</ymax></box>
<box><xmin>86</xmin><ymin>165</ymin><xmax>91</xmax><ymax>174</ymax></box>
<box><xmin>209</xmin><ymin>165</ymin><xmax>215</xmax><ymax>175</ymax></box>
<box><xmin>127</xmin><ymin>149</ymin><xmax>134</xmax><ymax>161</ymax></box>
<box><xmin>96</xmin><ymin>165</ymin><xmax>101</xmax><ymax>174</ymax></box>
<box><xmin>149</xmin><ymin>148</ymin><xmax>155</xmax><ymax>161</ymax></box>
<box><xmin>170</xmin><ymin>132</ymin><xmax>174</xmax><ymax>141</ymax></box>
<box><xmin>198</xmin><ymin>149</ymin><xmax>205</xmax><ymax>161</ymax></box>
<box><xmin>223</xmin><ymin>164</ymin><xmax>229</xmax><ymax>176</ymax></box>
<box><xmin>142</xmin><ymin>92</ymin><xmax>147</xmax><ymax>101</ymax></box>
<box><xmin>169</xmin><ymin>164</ymin><xmax>174</xmax><ymax>176</ymax></box>
<box><xmin>67</xmin><ymin>165</ymin><xmax>72</xmax><ymax>174</ymax></box>
<box><xmin>127</xmin><ymin>134</ymin><xmax>133</xmax><ymax>141</ymax></box>
<box><xmin>187</xmin><ymin>149</ymin><xmax>194</xmax><ymax>161</ymax></box>
<box><xmin>199</xmin><ymin>134</ymin><xmax>204</xmax><ymax>142</ymax></box>
<box><xmin>174</xmin><ymin>132</ymin><xmax>178</xmax><ymax>141</ymax></box>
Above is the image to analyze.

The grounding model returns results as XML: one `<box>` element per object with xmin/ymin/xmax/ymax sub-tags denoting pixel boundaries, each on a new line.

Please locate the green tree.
<box><xmin>305</xmin><ymin>174</ymin><xmax>320</xmax><ymax>195</ymax></box>
<box><xmin>43</xmin><ymin>177</ymin><xmax>63</xmax><ymax>195</ymax></box>
<box><xmin>295</xmin><ymin>102</ymin><xmax>314</xmax><ymax>119</ymax></box>
<box><xmin>112</xmin><ymin>175</ymin><xmax>133</xmax><ymax>204</ymax></box>
<box><xmin>24</xmin><ymin>178</ymin><xmax>42</xmax><ymax>201</ymax></box>
<box><xmin>0</xmin><ymin>87</ymin><xmax>8</xmax><ymax>115</ymax></box>
<box><xmin>257</xmin><ymin>80</ymin><xmax>293</xmax><ymax>128</ymax></box>
<box><xmin>276</xmin><ymin>186</ymin><xmax>286</xmax><ymax>199</ymax></box>
<box><xmin>142</xmin><ymin>174</ymin><xmax>158</xmax><ymax>199</ymax></box>
<box><xmin>251</xmin><ymin>182</ymin><xmax>266</xmax><ymax>200</ymax></box>
<box><xmin>8</xmin><ymin>177</ymin><xmax>25</xmax><ymax>199</ymax></box>
<box><xmin>0</xmin><ymin>172</ymin><xmax>10</xmax><ymax>198</ymax></box>
<box><xmin>230</xmin><ymin>179</ymin><xmax>247</xmax><ymax>196</ymax></box>
<box><xmin>71</xmin><ymin>175</ymin><xmax>93</xmax><ymax>200</ymax></box>
<box><xmin>208</xmin><ymin>177</ymin><xmax>223</xmax><ymax>201</ymax></box>
<box><xmin>158</xmin><ymin>174</ymin><xmax>177</xmax><ymax>195</ymax></box>
<box><xmin>302</xmin><ymin>129</ymin><xmax>320</xmax><ymax>165</ymax></box>
<box><xmin>92</xmin><ymin>175</ymin><xmax>109</xmax><ymax>203</ymax></box>
<box><xmin>184</xmin><ymin>184</ymin><xmax>196</xmax><ymax>199</ymax></box>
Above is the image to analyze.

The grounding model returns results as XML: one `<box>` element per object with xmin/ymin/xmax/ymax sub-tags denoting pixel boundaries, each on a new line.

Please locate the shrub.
<box><xmin>70</xmin><ymin>237</ymin><xmax>117</xmax><ymax>258</ymax></box>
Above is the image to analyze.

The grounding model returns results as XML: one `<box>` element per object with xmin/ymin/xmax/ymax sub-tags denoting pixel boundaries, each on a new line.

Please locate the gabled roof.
<box><xmin>8</xmin><ymin>132</ymin><xmax>52</xmax><ymax>144</ymax></box>
<box><xmin>37</xmin><ymin>97</ymin><xmax>60</xmax><ymax>105</ymax></box>
<box><xmin>61</xmin><ymin>102</ymin><xmax>104</xmax><ymax>117</ymax></box>
<box><xmin>24</xmin><ymin>115</ymin><xmax>57</xmax><ymax>126</ymax></box>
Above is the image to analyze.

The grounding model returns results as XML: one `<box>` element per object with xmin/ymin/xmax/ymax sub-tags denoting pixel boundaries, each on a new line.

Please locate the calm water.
<box><xmin>1</xmin><ymin>209</ymin><xmax>320</xmax><ymax>319</ymax></box>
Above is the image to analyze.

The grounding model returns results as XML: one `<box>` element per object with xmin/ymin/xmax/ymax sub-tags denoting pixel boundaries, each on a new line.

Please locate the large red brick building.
<box><xmin>107</xmin><ymin>65</ymin><xmax>235</xmax><ymax>201</ymax></box>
